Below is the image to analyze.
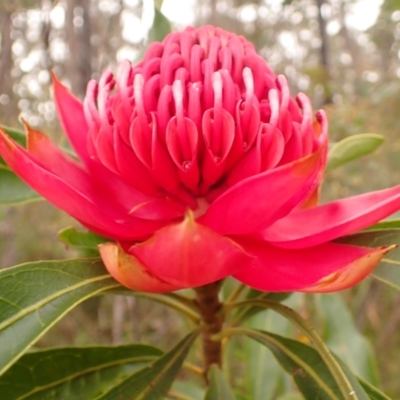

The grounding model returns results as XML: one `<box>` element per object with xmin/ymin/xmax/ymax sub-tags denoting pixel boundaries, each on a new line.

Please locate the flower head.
<box><xmin>82</xmin><ymin>26</ymin><xmax>326</xmax><ymax>203</ymax></box>
<box><xmin>1</xmin><ymin>26</ymin><xmax>399</xmax><ymax>293</ymax></box>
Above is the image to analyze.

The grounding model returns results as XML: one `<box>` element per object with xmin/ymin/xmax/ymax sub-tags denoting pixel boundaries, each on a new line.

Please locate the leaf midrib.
<box><xmin>135</xmin><ymin>333</ymin><xmax>197</xmax><ymax>400</ymax></box>
<box><xmin>0</xmin><ymin>273</ymin><xmax>115</xmax><ymax>332</ymax></box>
<box><xmin>248</xmin><ymin>330</ymin><xmax>342</xmax><ymax>400</ymax></box>
<box><xmin>15</xmin><ymin>356</ymin><xmax>159</xmax><ymax>400</ymax></box>
<box><xmin>0</xmin><ymin>282</ymin><xmax>120</xmax><ymax>376</ymax></box>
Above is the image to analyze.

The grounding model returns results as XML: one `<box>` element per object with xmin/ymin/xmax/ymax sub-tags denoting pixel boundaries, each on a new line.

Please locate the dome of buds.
<box><xmin>83</xmin><ymin>26</ymin><xmax>325</xmax><ymax>203</ymax></box>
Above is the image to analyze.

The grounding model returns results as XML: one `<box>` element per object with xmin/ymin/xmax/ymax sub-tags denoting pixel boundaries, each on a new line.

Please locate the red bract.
<box><xmin>1</xmin><ymin>26</ymin><xmax>399</xmax><ymax>293</ymax></box>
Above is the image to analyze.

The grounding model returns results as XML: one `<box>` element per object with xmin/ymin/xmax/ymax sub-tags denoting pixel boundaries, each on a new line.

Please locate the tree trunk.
<box><xmin>0</xmin><ymin>10</ymin><xmax>13</xmax><ymax>101</ymax></box>
<box><xmin>315</xmin><ymin>0</ymin><xmax>332</xmax><ymax>104</ymax></box>
<box><xmin>65</xmin><ymin>0</ymin><xmax>92</xmax><ymax>98</ymax></box>
<box><xmin>338</xmin><ymin>0</ymin><xmax>362</xmax><ymax>96</ymax></box>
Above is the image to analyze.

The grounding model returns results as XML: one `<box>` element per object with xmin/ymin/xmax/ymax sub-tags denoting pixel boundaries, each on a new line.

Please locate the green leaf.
<box><xmin>243</xmin><ymin>294</ymin><xmax>302</xmax><ymax>400</ymax></box>
<box><xmin>0</xmin><ymin>344</ymin><xmax>163</xmax><ymax>399</ymax></box>
<box><xmin>204</xmin><ymin>364</ymin><xmax>235</xmax><ymax>400</ymax></box>
<box><xmin>333</xmin><ymin>357</ymin><xmax>392</xmax><ymax>400</ymax></box>
<box><xmin>338</xmin><ymin>229</ymin><xmax>400</xmax><ymax>291</ymax></box>
<box><xmin>365</xmin><ymin>218</ymin><xmax>400</xmax><ymax>230</ymax></box>
<box><xmin>235</xmin><ymin>395</ymin><xmax>251</xmax><ymax>400</ymax></box>
<box><xmin>276</xmin><ymin>394</ymin><xmax>304</xmax><ymax>400</ymax></box>
<box><xmin>246</xmin><ymin>289</ymin><xmax>292</xmax><ymax>302</ymax></box>
<box><xmin>96</xmin><ymin>331</ymin><xmax>199</xmax><ymax>399</ymax></box>
<box><xmin>234</xmin><ymin>291</ymin><xmax>292</xmax><ymax>323</ymax></box>
<box><xmin>154</xmin><ymin>0</ymin><xmax>164</xmax><ymax>10</ymax></box>
<box><xmin>58</xmin><ymin>227</ymin><xmax>109</xmax><ymax>253</ymax></box>
<box><xmin>148</xmin><ymin>8</ymin><xmax>171</xmax><ymax>44</ymax></box>
<box><xmin>357</xmin><ymin>377</ymin><xmax>392</xmax><ymax>400</ymax></box>
<box><xmin>245</xmin><ymin>315</ymin><xmax>284</xmax><ymax>400</ymax></box>
<box><xmin>326</xmin><ymin>133</ymin><xmax>384</xmax><ymax>172</ymax></box>
<box><xmin>0</xmin><ymin>166</ymin><xmax>41</xmax><ymax>204</ymax></box>
<box><xmin>134</xmin><ymin>7</ymin><xmax>171</xmax><ymax>64</ymax></box>
<box><xmin>58</xmin><ymin>227</ymin><xmax>109</xmax><ymax>249</ymax></box>
<box><xmin>0</xmin><ymin>259</ymin><xmax>120</xmax><ymax>376</ymax></box>
<box><xmin>316</xmin><ymin>294</ymin><xmax>379</xmax><ymax>385</ymax></box>
<box><xmin>171</xmin><ymin>380</ymin><xmax>205</xmax><ymax>400</ymax></box>
<box><xmin>242</xmin><ymin>329</ymin><xmax>372</xmax><ymax>400</ymax></box>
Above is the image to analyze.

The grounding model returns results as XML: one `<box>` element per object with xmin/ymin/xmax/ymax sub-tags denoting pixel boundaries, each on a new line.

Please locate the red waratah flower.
<box><xmin>1</xmin><ymin>26</ymin><xmax>399</xmax><ymax>293</ymax></box>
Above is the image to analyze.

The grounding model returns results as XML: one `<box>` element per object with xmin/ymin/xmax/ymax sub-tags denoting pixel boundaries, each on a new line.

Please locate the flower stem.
<box><xmin>194</xmin><ymin>281</ymin><xmax>224</xmax><ymax>376</ymax></box>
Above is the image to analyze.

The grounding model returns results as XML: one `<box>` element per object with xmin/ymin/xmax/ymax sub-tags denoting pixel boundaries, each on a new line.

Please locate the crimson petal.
<box><xmin>25</xmin><ymin>123</ymin><xmax>92</xmax><ymax>196</ymax></box>
<box><xmin>234</xmin><ymin>238</ymin><xmax>395</xmax><ymax>292</ymax></box>
<box><xmin>198</xmin><ymin>147</ymin><xmax>325</xmax><ymax>235</ymax></box>
<box><xmin>0</xmin><ymin>128</ymin><xmax>165</xmax><ymax>240</ymax></box>
<box><xmin>99</xmin><ymin>242</ymin><xmax>183</xmax><ymax>293</ymax></box>
<box><xmin>52</xmin><ymin>72</ymin><xmax>90</xmax><ymax>163</ymax></box>
<box><xmin>263</xmin><ymin>185</ymin><xmax>400</xmax><ymax>249</ymax></box>
<box><xmin>128</xmin><ymin>212</ymin><xmax>252</xmax><ymax>287</ymax></box>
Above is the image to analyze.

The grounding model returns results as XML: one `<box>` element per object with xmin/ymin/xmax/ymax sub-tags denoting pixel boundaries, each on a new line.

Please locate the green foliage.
<box><xmin>384</xmin><ymin>0</ymin><xmax>400</xmax><ymax>12</ymax></box>
<box><xmin>0</xmin><ymin>259</ymin><xmax>120</xmax><ymax>376</ymax></box>
<box><xmin>58</xmin><ymin>227</ymin><xmax>109</xmax><ymax>257</ymax></box>
<box><xmin>234</xmin><ymin>289</ymin><xmax>292</xmax><ymax>323</ymax></box>
<box><xmin>58</xmin><ymin>227</ymin><xmax>109</xmax><ymax>250</ymax></box>
<box><xmin>95</xmin><ymin>331</ymin><xmax>198</xmax><ymax>399</ymax></box>
<box><xmin>148</xmin><ymin>8</ymin><xmax>172</xmax><ymax>44</ymax></box>
<box><xmin>358</xmin><ymin>378</ymin><xmax>392</xmax><ymax>400</ymax></box>
<box><xmin>0</xmin><ymin>257</ymin><xmax>394</xmax><ymax>398</ymax></box>
<box><xmin>316</xmin><ymin>294</ymin><xmax>379</xmax><ymax>385</ymax></box>
<box><xmin>326</xmin><ymin>133</ymin><xmax>385</xmax><ymax>173</ymax></box>
<box><xmin>0</xmin><ymin>345</ymin><xmax>163</xmax><ymax>399</ymax></box>
<box><xmin>0</xmin><ymin>166</ymin><xmax>41</xmax><ymax>204</ymax></box>
<box><xmin>245</xmin><ymin>318</ymin><xmax>284</xmax><ymax>400</ymax></box>
<box><xmin>366</xmin><ymin>219</ymin><xmax>400</xmax><ymax>230</ymax></box>
<box><xmin>244</xmin><ymin>329</ymin><xmax>374</xmax><ymax>400</ymax></box>
<box><xmin>242</xmin><ymin>294</ymin><xmax>302</xmax><ymax>400</ymax></box>
<box><xmin>171</xmin><ymin>380</ymin><xmax>205</xmax><ymax>400</ymax></box>
<box><xmin>153</xmin><ymin>0</ymin><xmax>164</xmax><ymax>11</ymax></box>
<box><xmin>204</xmin><ymin>365</ymin><xmax>235</xmax><ymax>400</ymax></box>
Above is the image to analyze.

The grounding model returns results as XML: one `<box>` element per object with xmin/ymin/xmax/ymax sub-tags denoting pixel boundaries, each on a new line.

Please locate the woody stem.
<box><xmin>194</xmin><ymin>281</ymin><xmax>224</xmax><ymax>378</ymax></box>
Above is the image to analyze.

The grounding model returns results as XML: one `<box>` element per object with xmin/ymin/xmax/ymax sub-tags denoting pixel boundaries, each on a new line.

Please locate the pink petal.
<box><xmin>225</xmin><ymin>136</ymin><xmax>261</xmax><ymax>187</ymax></box>
<box><xmin>99</xmin><ymin>242</ymin><xmax>183</xmax><ymax>293</ymax></box>
<box><xmin>84</xmin><ymin>156</ymin><xmax>176</xmax><ymax>220</ymax></box>
<box><xmin>233</xmin><ymin>238</ymin><xmax>395</xmax><ymax>292</ymax></box>
<box><xmin>166</xmin><ymin>116</ymin><xmax>200</xmax><ymax>191</ymax></box>
<box><xmin>25</xmin><ymin>122</ymin><xmax>92</xmax><ymax>195</ymax></box>
<box><xmin>263</xmin><ymin>185</ymin><xmax>400</xmax><ymax>249</ymax></box>
<box><xmin>114</xmin><ymin>128</ymin><xmax>159</xmax><ymax>195</ymax></box>
<box><xmin>198</xmin><ymin>146</ymin><xmax>325</xmax><ymax>235</ymax></box>
<box><xmin>52</xmin><ymin>72</ymin><xmax>90</xmax><ymax>163</ymax></box>
<box><xmin>94</xmin><ymin>125</ymin><xmax>119</xmax><ymax>174</ymax></box>
<box><xmin>128</xmin><ymin>212</ymin><xmax>252</xmax><ymax>287</ymax></box>
<box><xmin>301</xmin><ymin>245</ymin><xmax>396</xmax><ymax>293</ymax></box>
<box><xmin>226</xmin><ymin>102</ymin><xmax>261</xmax><ymax>170</ymax></box>
<box><xmin>259</xmin><ymin>124</ymin><xmax>284</xmax><ymax>171</ymax></box>
<box><xmin>24</xmin><ymin>123</ymin><xmax>184</xmax><ymax>221</ymax></box>
<box><xmin>278</xmin><ymin>122</ymin><xmax>302</xmax><ymax>165</ymax></box>
<box><xmin>201</xmin><ymin>108</ymin><xmax>235</xmax><ymax>186</ymax></box>
<box><xmin>0</xmin><ymin>128</ymin><xmax>165</xmax><ymax>240</ymax></box>
<box><xmin>130</xmin><ymin>113</ymin><xmax>181</xmax><ymax>195</ymax></box>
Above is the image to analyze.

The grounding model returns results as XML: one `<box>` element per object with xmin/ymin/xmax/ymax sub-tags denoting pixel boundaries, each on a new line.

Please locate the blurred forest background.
<box><xmin>1</xmin><ymin>0</ymin><xmax>400</xmax><ymax>398</ymax></box>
